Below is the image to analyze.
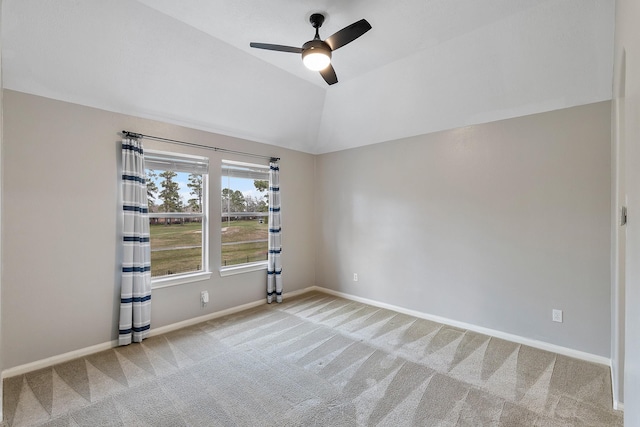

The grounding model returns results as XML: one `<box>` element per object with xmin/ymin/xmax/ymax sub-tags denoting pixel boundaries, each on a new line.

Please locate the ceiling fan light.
<box><xmin>303</xmin><ymin>50</ymin><xmax>331</xmax><ymax>71</ymax></box>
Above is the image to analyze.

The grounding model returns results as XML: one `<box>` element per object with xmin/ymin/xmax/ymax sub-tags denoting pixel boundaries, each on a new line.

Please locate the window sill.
<box><xmin>220</xmin><ymin>261</ymin><xmax>268</xmax><ymax>277</ymax></box>
<box><xmin>151</xmin><ymin>271</ymin><xmax>213</xmax><ymax>289</ymax></box>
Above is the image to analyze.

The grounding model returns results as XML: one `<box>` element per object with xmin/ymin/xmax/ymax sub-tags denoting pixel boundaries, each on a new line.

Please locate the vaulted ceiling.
<box><xmin>2</xmin><ymin>0</ymin><xmax>614</xmax><ymax>154</ymax></box>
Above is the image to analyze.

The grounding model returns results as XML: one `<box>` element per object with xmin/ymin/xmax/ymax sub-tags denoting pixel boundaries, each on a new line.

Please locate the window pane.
<box><xmin>146</xmin><ymin>150</ymin><xmax>208</xmax><ymax>280</ymax></box>
<box><xmin>150</xmin><ymin>220</ymin><xmax>203</xmax><ymax>277</ymax></box>
<box><xmin>221</xmin><ymin>219</ymin><xmax>268</xmax><ymax>266</ymax></box>
<box><xmin>221</xmin><ymin>161</ymin><xmax>269</xmax><ymax>267</ymax></box>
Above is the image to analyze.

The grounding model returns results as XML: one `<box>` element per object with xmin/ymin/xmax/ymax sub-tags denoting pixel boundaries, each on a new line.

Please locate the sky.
<box><xmin>222</xmin><ymin>175</ymin><xmax>264</xmax><ymax>200</ymax></box>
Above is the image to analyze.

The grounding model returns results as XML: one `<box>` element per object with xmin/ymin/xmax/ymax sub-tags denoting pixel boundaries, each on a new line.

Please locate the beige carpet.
<box><xmin>3</xmin><ymin>291</ymin><xmax>622</xmax><ymax>426</ymax></box>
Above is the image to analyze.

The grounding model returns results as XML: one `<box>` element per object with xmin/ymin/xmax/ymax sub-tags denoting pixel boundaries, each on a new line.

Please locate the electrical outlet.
<box><xmin>353</xmin><ymin>273</ymin><xmax>358</xmax><ymax>282</ymax></box>
<box><xmin>201</xmin><ymin>290</ymin><xmax>209</xmax><ymax>306</ymax></box>
<box><xmin>552</xmin><ymin>309</ymin><xmax>563</xmax><ymax>323</ymax></box>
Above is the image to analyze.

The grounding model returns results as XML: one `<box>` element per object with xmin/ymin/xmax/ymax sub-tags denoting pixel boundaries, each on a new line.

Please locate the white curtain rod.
<box><xmin>122</xmin><ymin>130</ymin><xmax>280</xmax><ymax>162</ymax></box>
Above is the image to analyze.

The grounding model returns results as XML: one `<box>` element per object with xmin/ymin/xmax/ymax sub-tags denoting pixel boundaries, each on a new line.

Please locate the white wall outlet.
<box><xmin>201</xmin><ymin>290</ymin><xmax>209</xmax><ymax>306</ymax></box>
<box><xmin>353</xmin><ymin>273</ymin><xmax>358</xmax><ymax>282</ymax></box>
<box><xmin>552</xmin><ymin>309</ymin><xmax>563</xmax><ymax>323</ymax></box>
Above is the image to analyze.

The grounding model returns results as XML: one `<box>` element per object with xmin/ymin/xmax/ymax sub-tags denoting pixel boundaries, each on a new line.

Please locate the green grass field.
<box><xmin>222</xmin><ymin>218</ymin><xmax>268</xmax><ymax>267</ymax></box>
<box><xmin>150</xmin><ymin>219</ymin><xmax>268</xmax><ymax>277</ymax></box>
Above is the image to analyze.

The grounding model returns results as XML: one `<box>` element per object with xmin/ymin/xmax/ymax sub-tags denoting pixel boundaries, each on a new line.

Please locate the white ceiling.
<box><xmin>2</xmin><ymin>0</ymin><xmax>615</xmax><ymax>154</ymax></box>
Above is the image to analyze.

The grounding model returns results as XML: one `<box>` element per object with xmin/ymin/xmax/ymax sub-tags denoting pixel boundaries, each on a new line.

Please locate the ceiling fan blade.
<box><xmin>319</xmin><ymin>64</ymin><xmax>338</xmax><ymax>85</ymax></box>
<box><xmin>325</xmin><ymin>19</ymin><xmax>372</xmax><ymax>51</ymax></box>
<box><xmin>249</xmin><ymin>42</ymin><xmax>303</xmax><ymax>54</ymax></box>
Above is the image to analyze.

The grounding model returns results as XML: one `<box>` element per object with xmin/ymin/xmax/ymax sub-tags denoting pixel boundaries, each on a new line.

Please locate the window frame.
<box><xmin>146</xmin><ymin>149</ymin><xmax>212</xmax><ymax>288</ymax></box>
<box><xmin>219</xmin><ymin>159</ymin><xmax>270</xmax><ymax>276</ymax></box>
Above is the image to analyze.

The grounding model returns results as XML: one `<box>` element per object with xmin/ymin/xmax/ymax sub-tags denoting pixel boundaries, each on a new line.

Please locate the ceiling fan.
<box><xmin>250</xmin><ymin>13</ymin><xmax>372</xmax><ymax>85</ymax></box>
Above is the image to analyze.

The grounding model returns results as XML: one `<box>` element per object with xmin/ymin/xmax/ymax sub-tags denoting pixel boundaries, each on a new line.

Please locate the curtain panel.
<box><xmin>267</xmin><ymin>161</ymin><xmax>283</xmax><ymax>303</ymax></box>
<box><xmin>119</xmin><ymin>138</ymin><xmax>152</xmax><ymax>345</ymax></box>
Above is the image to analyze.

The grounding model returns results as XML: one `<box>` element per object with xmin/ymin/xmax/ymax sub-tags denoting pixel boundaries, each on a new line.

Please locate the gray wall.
<box><xmin>1</xmin><ymin>90</ymin><xmax>316</xmax><ymax>369</ymax></box>
<box><xmin>1</xmin><ymin>90</ymin><xmax>614</xmax><ymax>371</ymax></box>
<box><xmin>315</xmin><ymin>102</ymin><xmax>612</xmax><ymax>357</ymax></box>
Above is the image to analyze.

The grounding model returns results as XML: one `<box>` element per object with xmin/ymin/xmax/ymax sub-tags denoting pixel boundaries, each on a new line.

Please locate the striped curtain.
<box><xmin>119</xmin><ymin>138</ymin><xmax>152</xmax><ymax>345</ymax></box>
<box><xmin>267</xmin><ymin>161</ymin><xmax>283</xmax><ymax>303</ymax></box>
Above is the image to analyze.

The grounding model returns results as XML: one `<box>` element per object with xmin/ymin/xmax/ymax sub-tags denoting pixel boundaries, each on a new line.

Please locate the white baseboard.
<box><xmin>2</xmin><ymin>340</ymin><xmax>118</xmax><ymax>378</ymax></box>
<box><xmin>151</xmin><ymin>286</ymin><xmax>315</xmax><ymax>337</ymax></box>
<box><xmin>2</xmin><ymin>286</ymin><xmax>315</xmax><ymax>379</ymax></box>
<box><xmin>2</xmin><ymin>285</ymin><xmax>611</xmax><ymax>380</ymax></box>
<box><xmin>148</xmin><ymin>299</ymin><xmax>265</xmax><ymax>338</ymax></box>
<box><xmin>310</xmin><ymin>286</ymin><xmax>611</xmax><ymax>367</ymax></box>
<box><xmin>306</xmin><ymin>286</ymin><xmax>624</xmax><ymax>411</ymax></box>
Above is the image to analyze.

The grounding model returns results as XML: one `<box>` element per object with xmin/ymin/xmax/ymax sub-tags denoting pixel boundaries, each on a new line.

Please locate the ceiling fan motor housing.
<box><xmin>309</xmin><ymin>13</ymin><xmax>325</xmax><ymax>29</ymax></box>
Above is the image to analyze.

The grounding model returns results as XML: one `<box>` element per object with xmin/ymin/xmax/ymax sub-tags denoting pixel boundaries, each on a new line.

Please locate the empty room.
<box><xmin>1</xmin><ymin>0</ymin><xmax>640</xmax><ymax>426</ymax></box>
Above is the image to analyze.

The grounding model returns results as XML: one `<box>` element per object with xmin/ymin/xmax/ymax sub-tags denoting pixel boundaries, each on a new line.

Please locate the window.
<box><xmin>221</xmin><ymin>160</ymin><xmax>270</xmax><ymax>270</ymax></box>
<box><xmin>145</xmin><ymin>150</ymin><xmax>209</xmax><ymax>284</ymax></box>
